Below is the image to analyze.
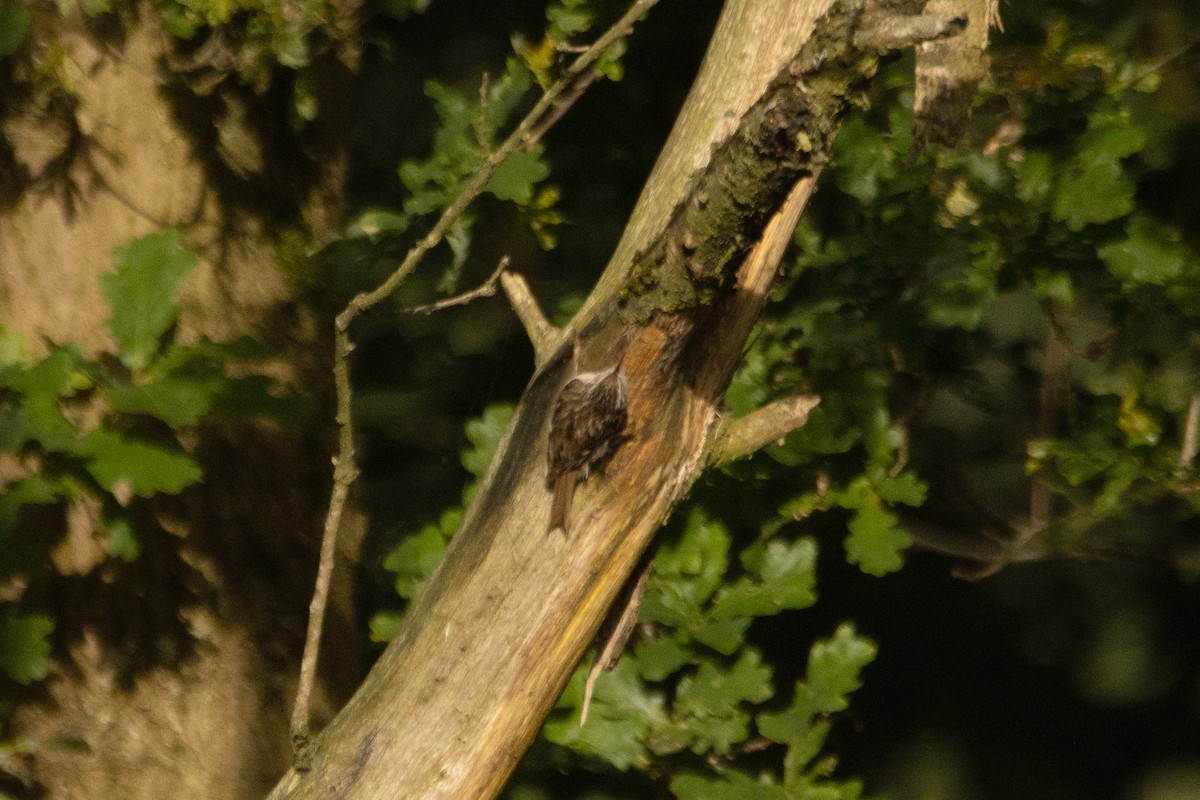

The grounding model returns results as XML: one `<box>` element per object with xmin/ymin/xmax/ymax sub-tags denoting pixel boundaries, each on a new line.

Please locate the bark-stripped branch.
<box><xmin>709</xmin><ymin>394</ymin><xmax>822</xmax><ymax>467</ymax></box>
<box><xmin>500</xmin><ymin>270</ymin><xmax>558</xmax><ymax>365</ymax></box>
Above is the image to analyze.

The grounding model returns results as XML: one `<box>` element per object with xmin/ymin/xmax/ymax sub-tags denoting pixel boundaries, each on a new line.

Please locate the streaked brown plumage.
<box><xmin>546</xmin><ymin>364</ymin><xmax>628</xmax><ymax>533</ymax></box>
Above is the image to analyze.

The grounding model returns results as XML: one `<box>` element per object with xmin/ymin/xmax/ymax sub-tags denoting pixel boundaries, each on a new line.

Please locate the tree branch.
<box><xmin>399</xmin><ymin>256</ymin><xmax>510</xmax><ymax>315</ymax></box>
<box><xmin>500</xmin><ymin>270</ymin><xmax>558</xmax><ymax>365</ymax></box>
<box><xmin>271</xmin><ymin>1</ymin><xmax>939</xmax><ymax>796</ymax></box>
<box><xmin>708</xmin><ymin>394</ymin><xmax>822</xmax><ymax>467</ymax></box>
<box><xmin>291</xmin><ymin>328</ymin><xmax>359</xmax><ymax>759</ymax></box>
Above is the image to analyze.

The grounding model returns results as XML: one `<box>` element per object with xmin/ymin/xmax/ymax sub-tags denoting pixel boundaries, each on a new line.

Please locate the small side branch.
<box><xmin>291</xmin><ymin>328</ymin><xmax>359</xmax><ymax>764</ymax></box>
<box><xmin>709</xmin><ymin>394</ymin><xmax>821</xmax><ymax>468</ymax></box>
<box><xmin>500</xmin><ymin>271</ymin><xmax>558</xmax><ymax>365</ymax></box>
<box><xmin>400</xmin><ymin>257</ymin><xmax>510</xmax><ymax>315</ymax></box>
<box><xmin>854</xmin><ymin>11</ymin><xmax>966</xmax><ymax>51</ymax></box>
<box><xmin>580</xmin><ymin>554</ymin><xmax>653</xmax><ymax>725</ymax></box>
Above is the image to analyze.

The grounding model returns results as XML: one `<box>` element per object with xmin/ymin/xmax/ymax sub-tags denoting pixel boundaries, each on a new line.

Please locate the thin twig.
<box><xmin>708</xmin><ymin>394</ymin><xmax>821</xmax><ymax>467</ymax></box>
<box><xmin>477</xmin><ymin>72</ymin><xmax>492</xmax><ymax>150</ymax></box>
<box><xmin>523</xmin><ymin>68</ymin><xmax>605</xmax><ymax>150</ymax></box>
<box><xmin>1031</xmin><ymin>320</ymin><xmax>1066</xmax><ymax>529</ymax></box>
<box><xmin>291</xmin><ymin>328</ymin><xmax>359</xmax><ymax>762</ymax></box>
<box><xmin>399</xmin><ymin>257</ymin><xmax>510</xmax><ymax>315</ymax></box>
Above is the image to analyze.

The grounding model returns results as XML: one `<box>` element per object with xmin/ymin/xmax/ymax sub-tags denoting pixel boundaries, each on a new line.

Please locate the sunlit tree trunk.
<box><xmin>0</xmin><ymin>6</ymin><xmax>358</xmax><ymax>798</ymax></box>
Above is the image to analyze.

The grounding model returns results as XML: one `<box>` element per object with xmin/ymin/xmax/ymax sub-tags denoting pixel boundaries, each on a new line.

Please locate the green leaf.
<box><xmin>1117</xmin><ymin>389</ymin><xmax>1161</xmax><ymax>447</ymax></box>
<box><xmin>486</xmin><ymin>147</ymin><xmax>551</xmax><ymax>204</ymax></box>
<box><xmin>461</xmin><ymin>404</ymin><xmax>514</xmax><ymax>479</ymax></box>
<box><xmin>1033</xmin><ymin>268</ymin><xmax>1076</xmax><ymax>310</ymax></box>
<box><xmin>710</xmin><ymin>538</ymin><xmax>817</xmax><ymax>619</ymax></box>
<box><xmin>0</xmin><ymin>610</ymin><xmax>54</xmax><ymax>684</ymax></box>
<box><xmin>634</xmin><ymin>635</ymin><xmax>694</xmax><ymax>681</ymax></box>
<box><xmin>102</xmin><ymin>377</ymin><xmax>216</xmax><ymax>427</ymax></box>
<box><xmin>102</xmin><ymin>230</ymin><xmax>198</xmax><ymax>371</ymax></box>
<box><xmin>1013</xmin><ymin>151</ymin><xmax>1055</xmax><ymax>208</ymax></box>
<box><xmin>0</xmin><ymin>0</ymin><xmax>31</xmax><ymax>56</ymax></box>
<box><xmin>103</xmin><ymin>514</ymin><xmax>140</xmax><ymax>561</ymax></box>
<box><xmin>368</xmin><ymin>610</ymin><xmax>406</xmax><ymax>643</ymax></box>
<box><xmin>2</xmin><ymin>347</ymin><xmax>80</xmax><ymax>450</ymax></box>
<box><xmin>1098</xmin><ymin>216</ymin><xmax>1188</xmax><ymax>287</ymax></box>
<box><xmin>480</xmin><ymin>57</ymin><xmax>534</xmax><ymax>138</ymax></box>
<box><xmin>923</xmin><ymin>247</ymin><xmax>1000</xmax><ymax>330</ymax></box>
<box><xmin>1078</xmin><ymin>107</ymin><xmax>1146</xmax><ymax>162</ymax></box>
<box><xmin>382</xmin><ymin>520</ymin><xmax>452</xmax><ymax>601</ymax></box>
<box><xmin>1051</xmin><ymin>107</ymin><xmax>1145</xmax><ymax>231</ymax></box>
<box><xmin>437</xmin><ymin>216</ymin><xmax>473</xmax><ymax>293</ymax></box>
<box><xmin>671</xmin><ymin>771</ymin><xmax>789</xmax><ymax>800</ymax></box>
<box><xmin>641</xmin><ymin>509</ymin><xmax>729</xmax><ymax>627</ymax></box>
<box><xmin>758</xmin><ymin>624</ymin><xmax>876</xmax><ymax>746</ymax></box>
<box><xmin>1052</xmin><ymin>160</ymin><xmax>1134</xmax><ymax>231</ymax></box>
<box><xmin>875</xmin><ymin>470</ymin><xmax>927</xmax><ymax>507</ymax></box>
<box><xmin>546</xmin><ymin>657</ymin><xmax>666</xmax><ymax>770</ymax></box>
<box><xmin>830</xmin><ymin>117</ymin><xmax>898</xmax><ymax>204</ymax></box>
<box><xmin>782</xmin><ymin>720</ymin><xmax>833</xmax><ymax>787</ymax></box>
<box><xmin>348</xmin><ymin>208</ymin><xmax>411</xmax><ymax>238</ymax></box>
<box><xmin>845</xmin><ymin>499</ymin><xmax>910</xmax><ymax>577</ymax></box>
<box><xmin>546</xmin><ymin>1</ymin><xmax>592</xmax><ymax>38</ymax></box>
<box><xmin>79</xmin><ymin>430</ymin><xmax>203</xmax><ymax>497</ymax></box>
<box><xmin>596</xmin><ymin>38</ymin><xmax>626</xmax><ymax>82</ymax></box>
<box><xmin>0</xmin><ymin>475</ymin><xmax>63</xmax><ymax>522</ymax></box>
<box><xmin>658</xmin><ymin>649</ymin><xmax>773</xmax><ymax>756</ymax></box>
<box><xmin>693</xmin><ymin>617</ymin><xmax>752</xmax><ymax>655</ymax></box>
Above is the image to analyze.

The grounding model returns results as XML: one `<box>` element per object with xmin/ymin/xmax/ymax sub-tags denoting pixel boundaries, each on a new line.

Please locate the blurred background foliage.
<box><xmin>3</xmin><ymin>0</ymin><xmax>1200</xmax><ymax>797</ymax></box>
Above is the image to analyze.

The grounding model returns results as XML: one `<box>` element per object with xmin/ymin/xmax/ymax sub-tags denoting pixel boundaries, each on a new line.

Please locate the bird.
<box><xmin>545</xmin><ymin>362</ymin><xmax>629</xmax><ymax>534</ymax></box>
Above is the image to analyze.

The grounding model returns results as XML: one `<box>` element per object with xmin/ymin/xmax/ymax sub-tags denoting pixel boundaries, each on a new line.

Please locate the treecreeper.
<box><xmin>545</xmin><ymin>360</ymin><xmax>629</xmax><ymax>533</ymax></box>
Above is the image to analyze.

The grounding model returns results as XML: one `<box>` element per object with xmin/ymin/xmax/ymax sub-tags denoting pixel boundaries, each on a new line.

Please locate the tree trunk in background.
<box><xmin>0</xmin><ymin>4</ymin><xmax>359</xmax><ymax>798</ymax></box>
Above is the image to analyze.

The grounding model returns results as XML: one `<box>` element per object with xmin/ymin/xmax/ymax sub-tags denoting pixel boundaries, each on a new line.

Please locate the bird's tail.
<box><xmin>548</xmin><ymin>471</ymin><xmax>576</xmax><ymax>534</ymax></box>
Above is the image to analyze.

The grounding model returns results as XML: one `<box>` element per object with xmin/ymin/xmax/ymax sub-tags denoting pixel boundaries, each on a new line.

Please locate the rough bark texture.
<box><xmin>269</xmin><ymin>0</ymin><xmax>930</xmax><ymax>797</ymax></box>
<box><xmin>0</xmin><ymin>4</ymin><xmax>360</xmax><ymax>798</ymax></box>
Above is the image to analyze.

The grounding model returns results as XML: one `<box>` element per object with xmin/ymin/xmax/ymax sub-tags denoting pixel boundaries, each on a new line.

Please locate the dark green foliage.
<box><xmin>371</xmin><ymin>403</ymin><xmax>513</xmax><ymax>640</ymax></box>
<box><xmin>0</xmin><ymin>0</ymin><xmax>30</xmax><ymax>56</ymax></box>
<box><xmin>0</xmin><ymin>610</ymin><xmax>53</xmax><ymax>685</ymax></box>
<box><xmin>347</xmin><ymin>53</ymin><xmax>562</xmax><ymax>288</ymax></box>
<box><xmin>155</xmin><ymin>0</ymin><xmax>335</xmax><ymax>80</ymax></box>
<box><xmin>535</xmin><ymin>510</ymin><xmax>871</xmax><ymax>796</ymax></box>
